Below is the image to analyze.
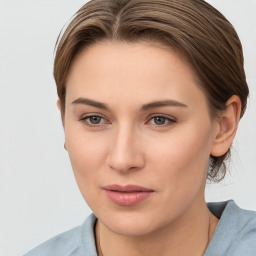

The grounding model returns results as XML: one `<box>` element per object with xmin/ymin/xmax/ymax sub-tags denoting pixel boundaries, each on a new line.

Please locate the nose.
<box><xmin>106</xmin><ymin>124</ymin><xmax>145</xmax><ymax>173</ymax></box>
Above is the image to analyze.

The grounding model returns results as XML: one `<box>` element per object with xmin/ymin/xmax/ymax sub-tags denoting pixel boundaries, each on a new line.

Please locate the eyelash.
<box><xmin>80</xmin><ymin>115</ymin><xmax>109</xmax><ymax>128</ymax></box>
<box><xmin>147</xmin><ymin>115</ymin><xmax>177</xmax><ymax>127</ymax></box>
<box><xmin>80</xmin><ymin>114</ymin><xmax>176</xmax><ymax>128</ymax></box>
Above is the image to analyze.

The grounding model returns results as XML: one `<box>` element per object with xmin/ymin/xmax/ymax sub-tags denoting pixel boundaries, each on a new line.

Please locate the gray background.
<box><xmin>0</xmin><ymin>1</ymin><xmax>255</xmax><ymax>255</ymax></box>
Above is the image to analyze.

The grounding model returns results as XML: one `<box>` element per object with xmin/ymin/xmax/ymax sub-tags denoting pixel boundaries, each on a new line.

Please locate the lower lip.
<box><xmin>104</xmin><ymin>190</ymin><xmax>153</xmax><ymax>206</ymax></box>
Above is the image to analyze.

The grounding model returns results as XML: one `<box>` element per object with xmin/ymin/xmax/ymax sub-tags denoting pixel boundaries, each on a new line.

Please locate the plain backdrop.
<box><xmin>0</xmin><ymin>1</ymin><xmax>255</xmax><ymax>255</ymax></box>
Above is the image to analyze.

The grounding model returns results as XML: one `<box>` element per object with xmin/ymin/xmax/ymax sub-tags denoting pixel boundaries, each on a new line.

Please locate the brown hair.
<box><xmin>54</xmin><ymin>0</ymin><xmax>249</xmax><ymax>182</ymax></box>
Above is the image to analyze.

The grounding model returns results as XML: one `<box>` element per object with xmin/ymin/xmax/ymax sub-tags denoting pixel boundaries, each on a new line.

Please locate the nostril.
<box><xmin>106</xmin><ymin>133</ymin><xmax>145</xmax><ymax>172</ymax></box>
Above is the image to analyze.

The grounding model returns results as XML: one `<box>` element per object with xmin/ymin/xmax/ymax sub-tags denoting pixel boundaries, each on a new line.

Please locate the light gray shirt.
<box><xmin>24</xmin><ymin>200</ymin><xmax>256</xmax><ymax>256</ymax></box>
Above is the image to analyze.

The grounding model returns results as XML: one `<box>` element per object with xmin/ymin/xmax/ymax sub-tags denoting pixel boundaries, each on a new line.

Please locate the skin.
<box><xmin>59</xmin><ymin>41</ymin><xmax>241</xmax><ymax>256</ymax></box>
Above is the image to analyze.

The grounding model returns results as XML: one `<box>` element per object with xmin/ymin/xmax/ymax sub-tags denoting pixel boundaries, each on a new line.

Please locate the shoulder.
<box><xmin>206</xmin><ymin>200</ymin><xmax>256</xmax><ymax>256</ymax></box>
<box><xmin>208</xmin><ymin>199</ymin><xmax>256</xmax><ymax>226</ymax></box>
<box><xmin>24</xmin><ymin>226</ymin><xmax>82</xmax><ymax>256</ymax></box>
<box><xmin>226</xmin><ymin>201</ymin><xmax>256</xmax><ymax>255</ymax></box>
<box><xmin>24</xmin><ymin>214</ymin><xmax>98</xmax><ymax>256</ymax></box>
<box><xmin>211</xmin><ymin>200</ymin><xmax>256</xmax><ymax>233</ymax></box>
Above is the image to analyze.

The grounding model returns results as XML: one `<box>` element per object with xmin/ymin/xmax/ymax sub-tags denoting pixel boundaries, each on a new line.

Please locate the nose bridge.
<box><xmin>107</xmin><ymin>122</ymin><xmax>144</xmax><ymax>172</ymax></box>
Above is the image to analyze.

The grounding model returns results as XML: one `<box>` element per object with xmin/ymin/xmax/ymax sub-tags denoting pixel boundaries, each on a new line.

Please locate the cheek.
<box><xmin>149</xmin><ymin>123</ymin><xmax>212</xmax><ymax>190</ymax></box>
<box><xmin>65</xmin><ymin>119</ymin><xmax>110</xmax><ymax>167</ymax></box>
<box><xmin>65</xmin><ymin>125</ymin><xmax>110</xmax><ymax>202</ymax></box>
<box><xmin>140</xmin><ymin>125</ymin><xmax>213</xmax><ymax>226</ymax></box>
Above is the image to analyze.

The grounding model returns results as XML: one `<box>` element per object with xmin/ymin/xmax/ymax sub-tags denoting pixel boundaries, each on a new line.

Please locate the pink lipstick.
<box><xmin>103</xmin><ymin>184</ymin><xmax>154</xmax><ymax>206</ymax></box>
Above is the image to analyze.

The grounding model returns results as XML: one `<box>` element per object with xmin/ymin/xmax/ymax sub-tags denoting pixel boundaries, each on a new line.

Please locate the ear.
<box><xmin>57</xmin><ymin>99</ymin><xmax>65</xmax><ymax>128</ymax></box>
<box><xmin>57</xmin><ymin>99</ymin><xmax>61</xmax><ymax>111</ymax></box>
<box><xmin>210</xmin><ymin>95</ymin><xmax>241</xmax><ymax>157</ymax></box>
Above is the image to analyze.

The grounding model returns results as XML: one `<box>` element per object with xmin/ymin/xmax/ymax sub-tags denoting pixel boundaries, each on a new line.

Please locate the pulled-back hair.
<box><xmin>54</xmin><ymin>0</ymin><xmax>249</xmax><ymax>182</ymax></box>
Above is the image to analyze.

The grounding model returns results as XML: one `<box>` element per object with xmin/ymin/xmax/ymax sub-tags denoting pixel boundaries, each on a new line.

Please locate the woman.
<box><xmin>25</xmin><ymin>0</ymin><xmax>256</xmax><ymax>255</ymax></box>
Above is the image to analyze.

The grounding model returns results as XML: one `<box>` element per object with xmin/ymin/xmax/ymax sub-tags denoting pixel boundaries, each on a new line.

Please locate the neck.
<box><xmin>95</xmin><ymin>201</ymin><xmax>219</xmax><ymax>256</ymax></box>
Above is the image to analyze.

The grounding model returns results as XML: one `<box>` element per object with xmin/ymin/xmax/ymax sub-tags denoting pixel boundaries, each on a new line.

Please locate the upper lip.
<box><xmin>103</xmin><ymin>184</ymin><xmax>154</xmax><ymax>192</ymax></box>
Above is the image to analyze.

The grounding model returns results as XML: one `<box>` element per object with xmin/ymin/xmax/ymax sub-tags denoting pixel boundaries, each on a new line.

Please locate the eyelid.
<box><xmin>148</xmin><ymin>113</ymin><xmax>176</xmax><ymax>120</ymax></box>
<box><xmin>146</xmin><ymin>114</ymin><xmax>177</xmax><ymax>126</ymax></box>
<box><xmin>79</xmin><ymin>113</ymin><xmax>176</xmax><ymax>128</ymax></box>
<box><xmin>79</xmin><ymin>113</ymin><xmax>111</xmax><ymax>127</ymax></box>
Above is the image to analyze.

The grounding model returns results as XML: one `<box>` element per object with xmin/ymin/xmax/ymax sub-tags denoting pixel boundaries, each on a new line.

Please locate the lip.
<box><xmin>103</xmin><ymin>184</ymin><xmax>154</xmax><ymax>206</ymax></box>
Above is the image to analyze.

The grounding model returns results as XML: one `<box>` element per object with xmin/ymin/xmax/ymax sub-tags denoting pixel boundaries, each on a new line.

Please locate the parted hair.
<box><xmin>54</xmin><ymin>0</ymin><xmax>249</xmax><ymax>182</ymax></box>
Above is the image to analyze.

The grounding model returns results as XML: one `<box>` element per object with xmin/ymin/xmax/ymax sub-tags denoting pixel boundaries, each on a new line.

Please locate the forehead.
<box><xmin>67</xmin><ymin>40</ymin><xmax>195</xmax><ymax>83</ymax></box>
<box><xmin>65</xmin><ymin>41</ymin><xmax>207</xmax><ymax>110</ymax></box>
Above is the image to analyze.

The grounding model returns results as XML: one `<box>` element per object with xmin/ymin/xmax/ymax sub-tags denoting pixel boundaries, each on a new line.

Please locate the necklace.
<box><xmin>98</xmin><ymin>213</ymin><xmax>212</xmax><ymax>256</ymax></box>
<box><xmin>98</xmin><ymin>223</ymin><xmax>103</xmax><ymax>256</ymax></box>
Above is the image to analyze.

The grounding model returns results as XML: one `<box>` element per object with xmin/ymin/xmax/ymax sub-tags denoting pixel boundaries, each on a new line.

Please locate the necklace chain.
<box><xmin>98</xmin><ymin>213</ymin><xmax>212</xmax><ymax>256</ymax></box>
<box><xmin>98</xmin><ymin>224</ymin><xmax>103</xmax><ymax>256</ymax></box>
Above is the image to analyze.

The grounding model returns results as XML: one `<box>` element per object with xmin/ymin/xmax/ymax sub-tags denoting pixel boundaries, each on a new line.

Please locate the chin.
<box><xmin>99</xmin><ymin>210</ymin><xmax>160</xmax><ymax>237</ymax></box>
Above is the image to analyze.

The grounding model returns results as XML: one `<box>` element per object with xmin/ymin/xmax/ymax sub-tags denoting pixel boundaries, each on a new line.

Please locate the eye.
<box><xmin>88</xmin><ymin>116</ymin><xmax>103</xmax><ymax>124</ymax></box>
<box><xmin>148</xmin><ymin>116</ymin><xmax>176</xmax><ymax>126</ymax></box>
<box><xmin>80</xmin><ymin>115</ymin><xmax>108</xmax><ymax>127</ymax></box>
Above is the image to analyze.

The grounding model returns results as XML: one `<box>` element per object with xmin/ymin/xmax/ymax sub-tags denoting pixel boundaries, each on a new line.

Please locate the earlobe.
<box><xmin>210</xmin><ymin>95</ymin><xmax>241</xmax><ymax>157</ymax></box>
<box><xmin>57</xmin><ymin>99</ymin><xmax>61</xmax><ymax>111</ymax></box>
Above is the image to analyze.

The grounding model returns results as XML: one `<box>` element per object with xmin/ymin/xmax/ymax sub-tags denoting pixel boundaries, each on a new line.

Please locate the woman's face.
<box><xmin>64</xmin><ymin>41</ymin><xmax>219</xmax><ymax>236</ymax></box>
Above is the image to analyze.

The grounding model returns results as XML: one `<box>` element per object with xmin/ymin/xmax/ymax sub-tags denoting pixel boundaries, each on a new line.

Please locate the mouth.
<box><xmin>103</xmin><ymin>184</ymin><xmax>155</xmax><ymax>206</ymax></box>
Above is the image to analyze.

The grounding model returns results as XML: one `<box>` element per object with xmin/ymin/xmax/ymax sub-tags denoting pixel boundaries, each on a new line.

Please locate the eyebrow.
<box><xmin>71</xmin><ymin>97</ymin><xmax>188</xmax><ymax>111</ymax></box>
<box><xmin>141</xmin><ymin>100</ymin><xmax>188</xmax><ymax>111</ymax></box>
<box><xmin>72</xmin><ymin>98</ymin><xmax>108</xmax><ymax>109</ymax></box>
